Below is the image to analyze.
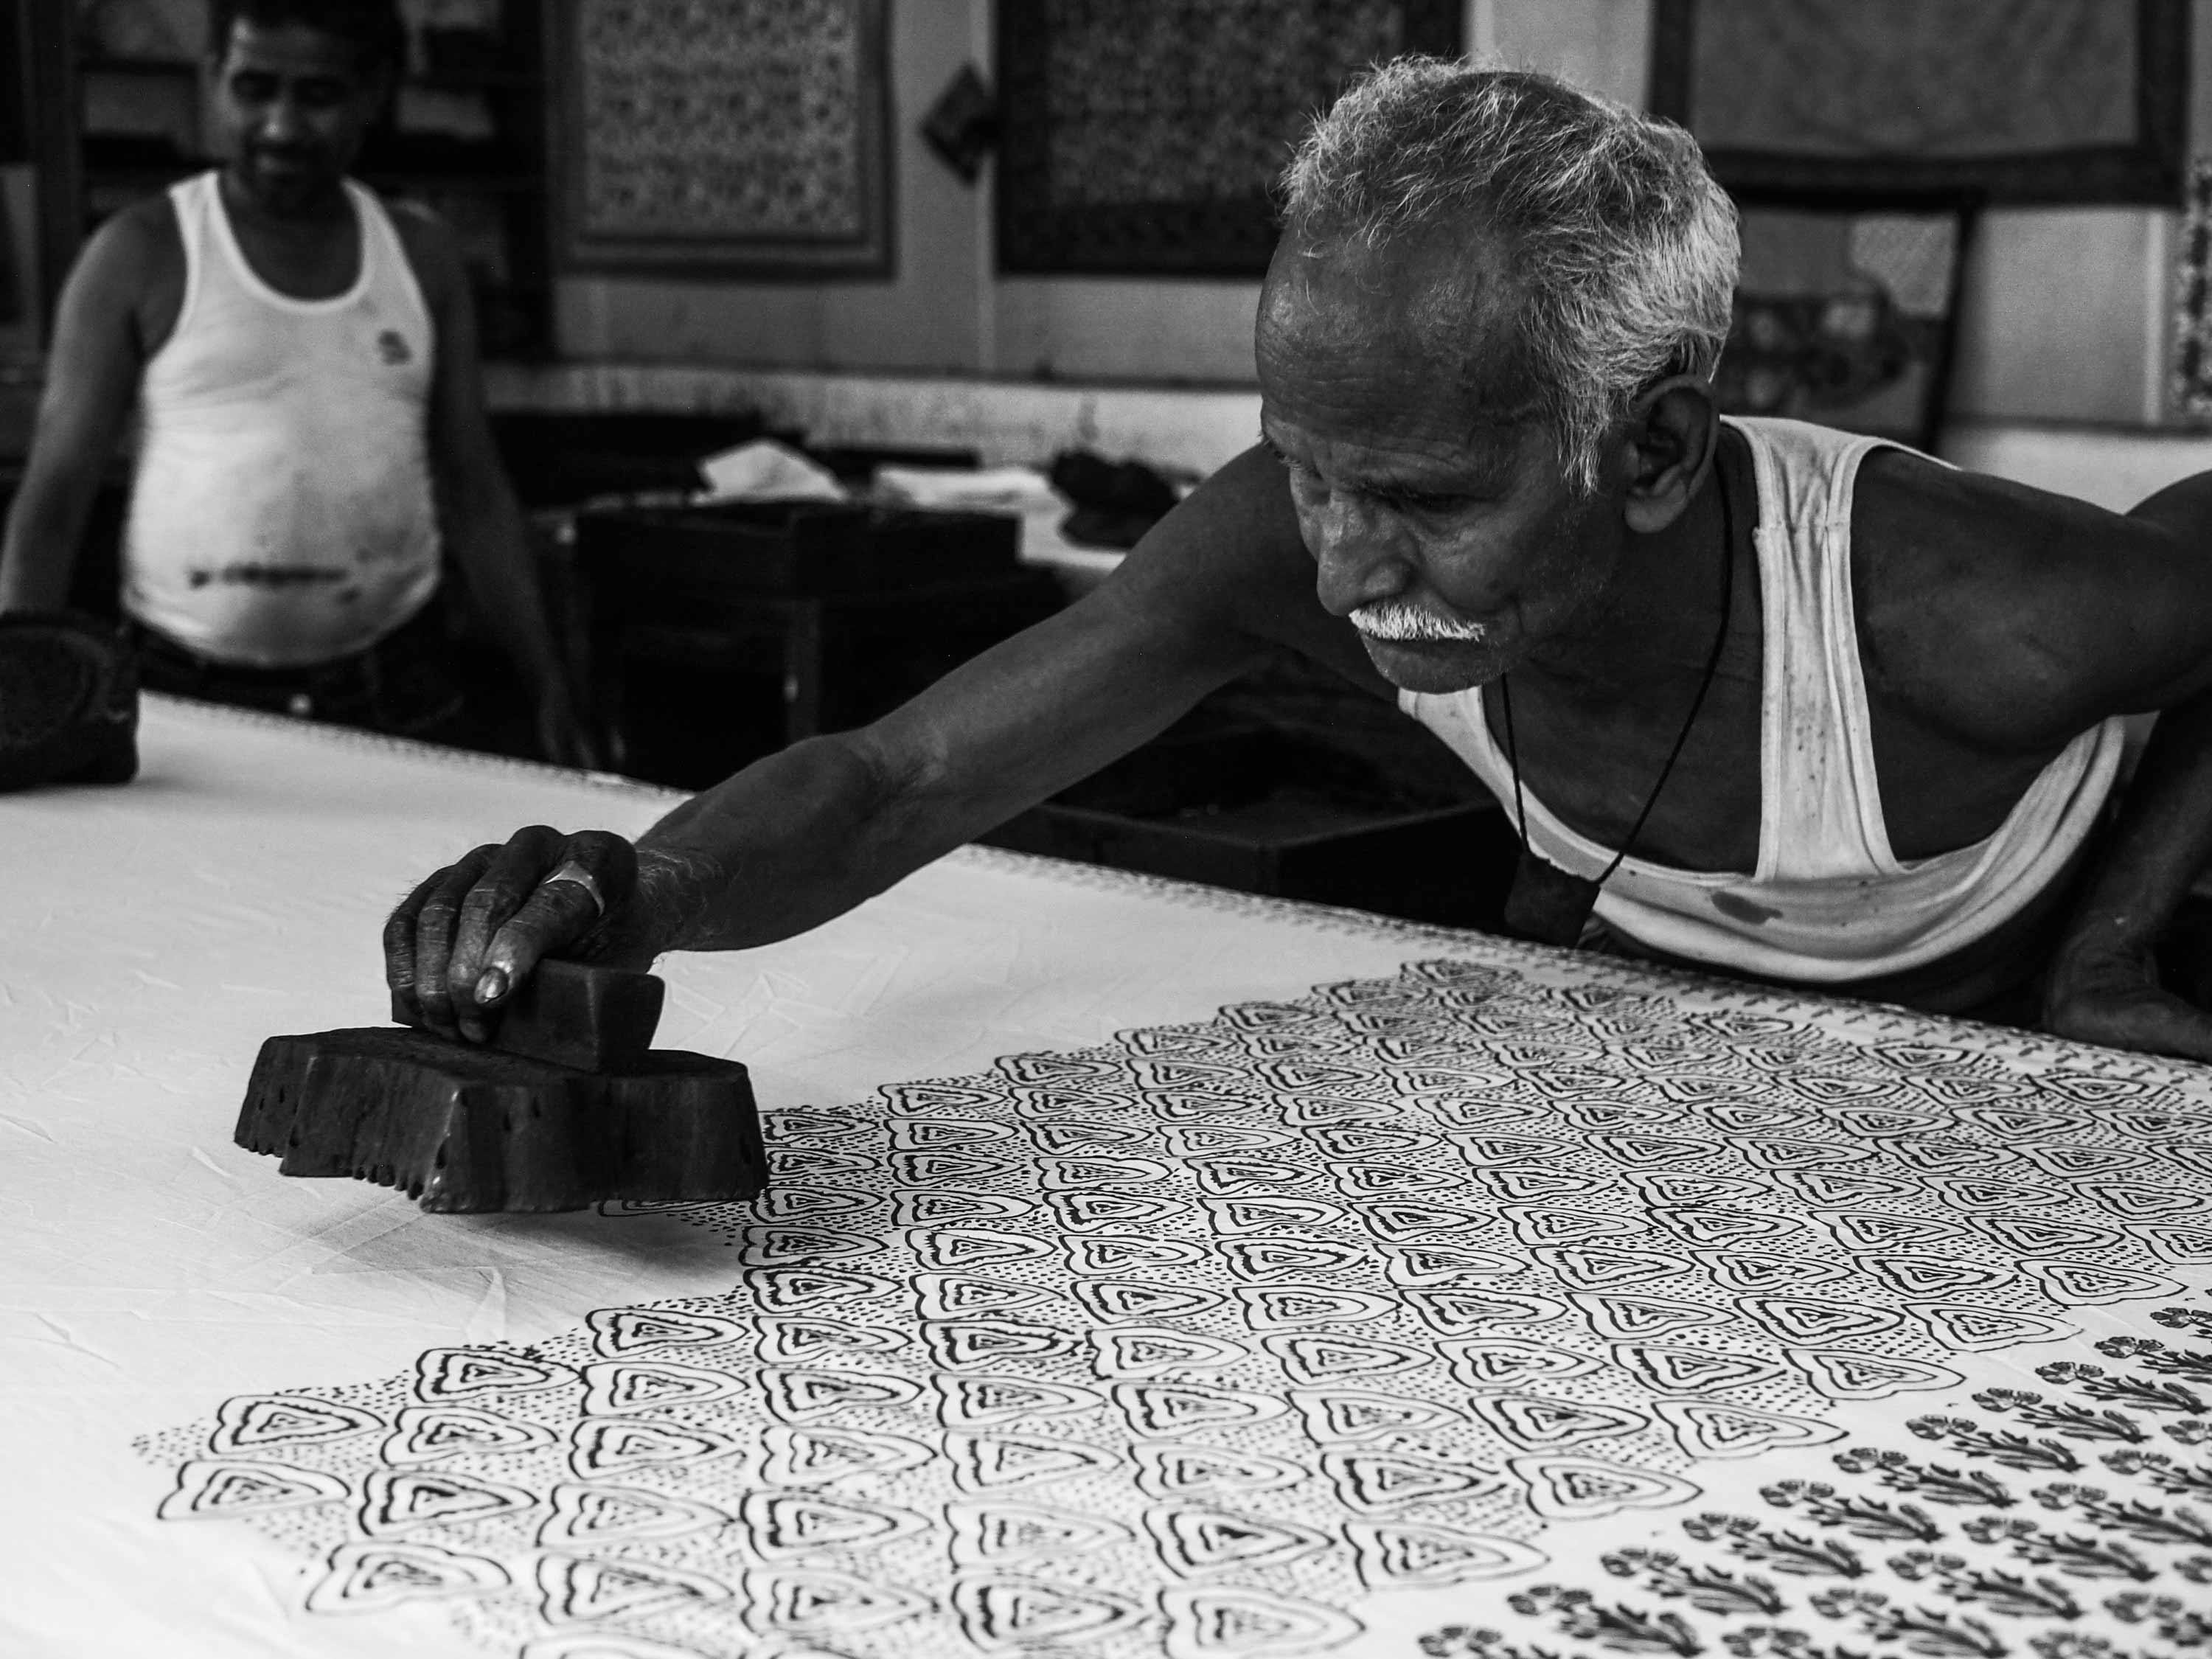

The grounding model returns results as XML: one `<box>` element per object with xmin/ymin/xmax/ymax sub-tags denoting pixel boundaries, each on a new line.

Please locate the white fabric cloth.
<box><xmin>1402</xmin><ymin>415</ymin><xmax>2126</xmax><ymax>982</ymax></box>
<box><xmin>123</xmin><ymin>172</ymin><xmax>441</xmax><ymax>669</ymax></box>
<box><xmin>0</xmin><ymin>697</ymin><xmax>1452</xmax><ymax>1659</ymax></box>
<box><xmin>2</xmin><ymin>700</ymin><xmax>2206</xmax><ymax>1659</ymax></box>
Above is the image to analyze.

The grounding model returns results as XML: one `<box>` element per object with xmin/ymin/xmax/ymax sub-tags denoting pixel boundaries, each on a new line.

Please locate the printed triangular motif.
<box><xmin>1653</xmin><ymin>1399</ymin><xmax>1846</xmax><ymax>1458</ymax></box>
<box><xmin>1382</xmin><ymin>1243</ymin><xmax>1522</xmax><ymax>1286</ymax></box>
<box><xmin>1534</xmin><ymin>1245</ymin><xmax>1691</xmax><ymax>1290</ymax></box>
<box><xmin>1132</xmin><ymin>1441</ymin><xmax>1308</xmax><ymax>1500</ymax></box>
<box><xmin>1203</xmin><ymin>1196</ymin><xmax>1348</xmax><ymax>1235</ymax></box>
<box><xmin>1062</xmin><ymin>1234</ymin><xmax>1206</xmax><ymax>1275</ymax></box>
<box><xmin>1653</xmin><ymin>1208</ymin><xmax>1803</xmax><ymax>1247</ymax></box>
<box><xmin>1784</xmin><ymin>1346</ymin><xmax>1964</xmax><ymax>1399</ymax></box>
<box><xmin>1146</xmin><ymin>1505</ymin><xmax>1329</xmax><ymax>1573</ymax></box>
<box><xmin>924</xmin><ymin>1320</ymin><xmax>1077</xmax><ymax>1371</ymax></box>
<box><xmin>1262</xmin><ymin>1331</ymin><xmax>1433</xmax><ymax>1385</ymax></box>
<box><xmin>1091</xmin><ymin>1326</ymin><xmax>1251</xmax><ymax>1376</ymax></box>
<box><xmin>567</xmin><ymin>1418</ymin><xmax>742</xmax><ymax>1479</ymax></box>
<box><xmin>1470</xmin><ymin>1393</ymin><xmax>1652</xmax><ymax>1450</ymax></box>
<box><xmin>1234</xmin><ymin>1285</ymin><xmax>1397</xmax><ymax>1330</ymax></box>
<box><xmin>541</xmin><ymin>1481</ymin><xmax>729</xmax><ymax>1545</ymax></box>
<box><xmin>1402</xmin><ymin>1289</ymin><xmax>1565</xmax><ymax>1333</ymax></box>
<box><xmin>1570</xmin><ymin>1291</ymin><xmax>1731</xmax><ymax>1341</ymax></box>
<box><xmin>403</xmin><ymin>1343</ymin><xmax>557</xmax><ymax>1397</ymax></box>
<box><xmin>1612</xmin><ymin>1343</ymin><xmax>1787</xmax><ymax>1394</ymax></box>
<box><xmin>953</xmin><ymin>1576</ymin><xmax>1145</xmax><ymax>1645</ymax></box>
<box><xmin>580</xmin><ymin>1360</ymin><xmax>742</xmax><ymax>1416</ymax></box>
<box><xmin>1293</xmin><ymin>1388</ymin><xmax>1465</xmax><ymax>1443</ymax></box>
<box><xmin>754</xmin><ymin>1316</ymin><xmax>908</xmax><ymax>1365</ymax></box>
<box><xmin>360</xmin><ymin>1467</ymin><xmax>536</xmax><ymax>1534</ymax></box>
<box><xmin>2023</xmin><ymin>1259</ymin><xmax>2183</xmax><ymax>1305</ymax></box>
<box><xmin>1160</xmin><ymin>1586</ymin><xmax>1366</xmax><ymax>1659</ymax></box>
<box><xmin>1321</xmin><ymin>1450</ymin><xmax>1501</xmax><ymax>1513</ymax></box>
<box><xmin>759</xmin><ymin>1425</ymin><xmax>935</xmax><ymax>1484</ymax></box>
<box><xmin>1736</xmin><ymin>1296</ymin><xmax>1902</xmax><ymax>1343</ymax></box>
<box><xmin>745</xmin><ymin>1267</ymin><xmax>897</xmax><ymax>1313</ymax></box>
<box><xmin>913</xmin><ymin>1228</ymin><xmax>1054</xmax><ymax>1271</ymax></box>
<box><xmin>738</xmin><ymin>1490</ymin><xmax>923</xmax><ymax>1555</ymax></box>
<box><xmin>1907</xmin><ymin>1301</ymin><xmax>2078</xmax><ymax>1352</ymax></box>
<box><xmin>380</xmin><ymin>1404</ymin><xmax>554</xmax><ymax>1465</ymax></box>
<box><xmin>1113</xmin><ymin>1383</ymin><xmax>1285</xmax><ymax>1436</ymax></box>
<box><xmin>1815</xmin><ymin>1210</ymin><xmax>1969</xmax><ymax>1252</ymax></box>
<box><xmin>1510</xmin><ymin>1454</ymin><xmax>1703</xmax><ymax>1520</ymax></box>
<box><xmin>1220</xmin><ymin>1237</ymin><xmax>1371</xmax><ymax>1279</ymax></box>
<box><xmin>209</xmin><ymin>1391</ymin><xmax>386</xmax><ymax>1453</ymax></box>
<box><xmin>1861</xmin><ymin>1254</ymin><xmax>2013</xmax><ymax>1297</ymax></box>
<box><xmin>159</xmin><ymin>1458</ymin><xmax>349</xmax><ymax>1520</ymax></box>
<box><xmin>1346</xmin><ymin>1521</ymin><xmax>1546</xmax><ymax>1589</ymax></box>
<box><xmin>946</xmin><ymin>1499</ymin><xmax>1130</xmax><ymax>1566</ymax></box>
<box><xmin>304</xmin><ymin>1541</ymin><xmax>509</xmax><ymax>1613</ymax></box>
<box><xmin>933</xmin><ymin>1373</ymin><xmax>1102</xmax><ymax>1427</ymax></box>
<box><xmin>947</xmin><ymin>1431</ymin><xmax>1124</xmax><ymax>1490</ymax></box>
<box><xmin>760</xmin><ymin>1366</ymin><xmax>923</xmax><ymax>1422</ymax></box>
<box><xmin>917</xmin><ymin>1273</ymin><xmax>1053</xmax><ymax>1321</ymax></box>
<box><xmin>586</xmin><ymin>1307</ymin><xmax>747</xmax><ymax>1357</ymax></box>
<box><xmin>1069</xmin><ymin>1279</ymin><xmax>1227</xmax><ymax>1322</ymax></box>
<box><xmin>1441</xmin><ymin>1337</ymin><xmax>1604</xmax><ymax>1388</ymax></box>
<box><xmin>751</xmin><ymin>1567</ymin><xmax>928</xmax><ymax>1633</ymax></box>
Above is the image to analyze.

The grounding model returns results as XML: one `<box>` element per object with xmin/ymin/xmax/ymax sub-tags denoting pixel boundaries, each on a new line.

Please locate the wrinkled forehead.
<box><xmin>1256</xmin><ymin>226</ymin><xmax>1541</xmax><ymax>427</ymax></box>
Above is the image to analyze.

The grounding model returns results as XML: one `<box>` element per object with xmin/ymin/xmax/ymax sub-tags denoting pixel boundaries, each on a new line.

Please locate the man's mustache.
<box><xmin>1349</xmin><ymin>600</ymin><xmax>1489</xmax><ymax>643</ymax></box>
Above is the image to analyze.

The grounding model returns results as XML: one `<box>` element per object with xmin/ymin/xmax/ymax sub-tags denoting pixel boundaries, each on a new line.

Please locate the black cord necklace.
<box><xmin>1497</xmin><ymin>472</ymin><xmax>1737</xmax><ymax>948</ymax></box>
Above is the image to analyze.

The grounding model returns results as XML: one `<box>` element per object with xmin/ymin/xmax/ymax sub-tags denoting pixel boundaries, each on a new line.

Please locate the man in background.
<box><xmin>0</xmin><ymin>0</ymin><xmax>589</xmax><ymax>761</ymax></box>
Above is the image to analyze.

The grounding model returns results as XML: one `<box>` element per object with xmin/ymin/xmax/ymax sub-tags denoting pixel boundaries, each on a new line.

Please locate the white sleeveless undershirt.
<box><xmin>1402</xmin><ymin>416</ymin><xmax>2126</xmax><ymax>984</ymax></box>
<box><xmin>122</xmin><ymin>171</ymin><xmax>440</xmax><ymax>668</ymax></box>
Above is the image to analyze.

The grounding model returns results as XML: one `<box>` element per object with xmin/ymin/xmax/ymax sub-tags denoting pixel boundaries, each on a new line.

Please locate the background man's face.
<box><xmin>1255</xmin><ymin>232</ymin><xmax>1619</xmax><ymax>695</ymax></box>
<box><xmin>209</xmin><ymin>19</ymin><xmax>387</xmax><ymax>214</ymax></box>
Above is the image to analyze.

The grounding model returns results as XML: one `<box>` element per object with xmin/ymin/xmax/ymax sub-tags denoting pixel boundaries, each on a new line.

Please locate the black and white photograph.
<box><xmin>4</xmin><ymin>4</ymin><xmax>2212</xmax><ymax>1658</ymax></box>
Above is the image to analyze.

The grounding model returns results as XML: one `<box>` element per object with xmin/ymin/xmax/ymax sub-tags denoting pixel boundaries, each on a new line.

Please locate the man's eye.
<box><xmin>231</xmin><ymin>73</ymin><xmax>277</xmax><ymax>100</ymax></box>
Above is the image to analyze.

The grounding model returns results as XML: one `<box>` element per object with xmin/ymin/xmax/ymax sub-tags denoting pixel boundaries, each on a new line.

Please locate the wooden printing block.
<box><xmin>235</xmin><ymin>963</ymin><xmax>765</xmax><ymax>1213</ymax></box>
<box><xmin>390</xmin><ymin>958</ymin><xmax>668</xmax><ymax>1073</ymax></box>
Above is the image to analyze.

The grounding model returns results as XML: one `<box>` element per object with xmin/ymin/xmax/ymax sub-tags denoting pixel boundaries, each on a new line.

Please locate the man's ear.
<box><xmin>1618</xmin><ymin>377</ymin><xmax>1719</xmax><ymax>535</ymax></box>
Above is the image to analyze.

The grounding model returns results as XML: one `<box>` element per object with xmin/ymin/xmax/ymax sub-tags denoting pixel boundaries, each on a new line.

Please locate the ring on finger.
<box><xmin>540</xmin><ymin>859</ymin><xmax>607</xmax><ymax>918</ymax></box>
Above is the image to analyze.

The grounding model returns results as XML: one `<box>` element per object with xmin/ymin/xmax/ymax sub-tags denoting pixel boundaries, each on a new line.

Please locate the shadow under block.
<box><xmin>235</xmin><ymin>1027</ymin><xmax>765</xmax><ymax>1213</ymax></box>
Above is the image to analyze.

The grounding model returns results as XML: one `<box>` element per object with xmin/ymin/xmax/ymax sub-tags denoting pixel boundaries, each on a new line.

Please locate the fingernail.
<box><xmin>475</xmin><ymin>967</ymin><xmax>509</xmax><ymax>1004</ymax></box>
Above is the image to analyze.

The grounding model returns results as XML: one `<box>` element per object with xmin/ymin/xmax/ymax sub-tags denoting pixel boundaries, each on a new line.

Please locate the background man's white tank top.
<box><xmin>122</xmin><ymin>171</ymin><xmax>441</xmax><ymax>669</ymax></box>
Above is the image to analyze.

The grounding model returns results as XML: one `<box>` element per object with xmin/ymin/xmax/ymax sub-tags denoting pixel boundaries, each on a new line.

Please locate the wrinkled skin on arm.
<box><xmin>1850</xmin><ymin>454</ymin><xmax>2212</xmax><ymax>1059</ymax></box>
<box><xmin>383</xmin><ymin>446</ymin><xmax>1383</xmax><ymax>1040</ymax></box>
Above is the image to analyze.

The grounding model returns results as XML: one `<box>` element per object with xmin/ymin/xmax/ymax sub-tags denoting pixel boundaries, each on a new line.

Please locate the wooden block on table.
<box><xmin>391</xmin><ymin>958</ymin><xmax>666</xmax><ymax>1074</ymax></box>
<box><xmin>234</xmin><ymin>1026</ymin><xmax>765</xmax><ymax>1213</ymax></box>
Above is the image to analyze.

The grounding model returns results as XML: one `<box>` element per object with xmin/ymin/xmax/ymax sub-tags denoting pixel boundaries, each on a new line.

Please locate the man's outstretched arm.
<box><xmin>2041</xmin><ymin>472</ymin><xmax>2212</xmax><ymax>1058</ymax></box>
<box><xmin>384</xmin><ymin>445</ymin><xmax>1362</xmax><ymax>1041</ymax></box>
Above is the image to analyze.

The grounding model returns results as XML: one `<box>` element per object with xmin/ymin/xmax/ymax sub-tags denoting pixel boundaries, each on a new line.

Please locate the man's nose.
<box><xmin>260</xmin><ymin>96</ymin><xmax>307</xmax><ymax>144</ymax></box>
<box><xmin>1309</xmin><ymin>495</ymin><xmax>1410</xmax><ymax>617</ymax></box>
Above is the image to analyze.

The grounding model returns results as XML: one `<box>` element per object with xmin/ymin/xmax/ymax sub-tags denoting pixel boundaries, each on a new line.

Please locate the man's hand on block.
<box><xmin>390</xmin><ymin>957</ymin><xmax>665</xmax><ymax>1074</ymax></box>
<box><xmin>385</xmin><ymin>825</ymin><xmax>641</xmax><ymax>1043</ymax></box>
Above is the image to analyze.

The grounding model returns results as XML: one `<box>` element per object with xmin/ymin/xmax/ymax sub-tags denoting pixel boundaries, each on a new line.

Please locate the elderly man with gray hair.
<box><xmin>387</xmin><ymin>58</ymin><xmax>2212</xmax><ymax>1062</ymax></box>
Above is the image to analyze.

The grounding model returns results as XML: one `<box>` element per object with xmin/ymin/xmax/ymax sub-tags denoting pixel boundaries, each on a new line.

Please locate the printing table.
<box><xmin>4</xmin><ymin>697</ymin><xmax>2208</xmax><ymax>1659</ymax></box>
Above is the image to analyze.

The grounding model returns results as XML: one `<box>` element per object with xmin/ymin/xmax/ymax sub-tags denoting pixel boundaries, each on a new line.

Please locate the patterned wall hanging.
<box><xmin>552</xmin><ymin>0</ymin><xmax>892</xmax><ymax>276</ymax></box>
<box><xmin>1713</xmin><ymin>195</ymin><xmax>1976</xmax><ymax>455</ymax></box>
<box><xmin>2172</xmin><ymin>159</ymin><xmax>2212</xmax><ymax>422</ymax></box>
<box><xmin>995</xmin><ymin>0</ymin><xmax>1463</xmax><ymax>276</ymax></box>
<box><xmin>1649</xmin><ymin>0</ymin><xmax>2188</xmax><ymax>207</ymax></box>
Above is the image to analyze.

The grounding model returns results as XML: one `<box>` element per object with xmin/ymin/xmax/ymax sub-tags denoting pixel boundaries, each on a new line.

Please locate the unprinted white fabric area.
<box><xmin>0</xmin><ymin>696</ymin><xmax>1450</xmax><ymax>1658</ymax></box>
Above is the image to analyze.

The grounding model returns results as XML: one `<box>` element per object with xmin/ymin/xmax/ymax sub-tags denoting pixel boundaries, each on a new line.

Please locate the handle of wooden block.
<box><xmin>391</xmin><ymin>958</ymin><xmax>666</xmax><ymax>1074</ymax></box>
